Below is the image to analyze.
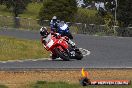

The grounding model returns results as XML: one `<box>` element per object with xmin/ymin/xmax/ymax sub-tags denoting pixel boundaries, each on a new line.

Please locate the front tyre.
<box><xmin>55</xmin><ymin>48</ymin><xmax>70</xmax><ymax>61</ymax></box>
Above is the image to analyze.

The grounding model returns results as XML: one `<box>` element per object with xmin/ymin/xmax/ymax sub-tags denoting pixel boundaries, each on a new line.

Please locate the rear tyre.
<box><xmin>55</xmin><ymin>48</ymin><xmax>70</xmax><ymax>61</ymax></box>
<box><xmin>75</xmin><ymin>51</ymin><xmax>83</xmax><ymax>60</ymax></box>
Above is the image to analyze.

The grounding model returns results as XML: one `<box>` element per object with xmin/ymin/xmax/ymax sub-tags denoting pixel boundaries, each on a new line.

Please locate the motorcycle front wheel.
<box><xmin>55</xmin><ymin>48</ymin><xmax>70</xmax><ymax>61</ymax></box>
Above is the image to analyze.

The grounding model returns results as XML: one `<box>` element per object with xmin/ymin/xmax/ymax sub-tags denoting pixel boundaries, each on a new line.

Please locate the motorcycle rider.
<box><xmin>40</xmin><ymin>27</ymin><xmax>50</xmax><ymax>45</ymax></box>
<box><xmin>50</xmin><ymin>16</ymin><xmax>73</xmax><ymax>38</ymax></box>
<box><xmin>40</xmin><ymin>27</ymin><xmax>59</xmax><ymax>60</ymax></box>
<box><xmin>58</xmin><ymin>21</ymin><xmax>73</xmax><ymax>39</ymax></box>
<box><xmin>40</xmin><ymin>26</ymin><xmax>75</xmax><ymax>46</ymax></box>
<box><xmin>50</xmin><ymin>16</ymin><xmax>74</xmax><ymax>46</ymax></box>
<box><xmin>50</xmin><ymin>16</ymin><xmax>59</xmax><ymax>33</ymax></box>
<box><xmin>50</xmin><ymin>16</ymin><xmax>73</xmax><ymax>39</ymax></box>
<box><xmin>40</xmin><ymin>27</ymin><xmax>75</xmax><ymax>59</ymax></box>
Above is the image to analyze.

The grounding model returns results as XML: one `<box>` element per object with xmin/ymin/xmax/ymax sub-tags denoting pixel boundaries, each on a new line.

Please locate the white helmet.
<box><xmin>52</xmin><ymin>16</ymin><xmax>57</xmax><ymax>20</ymax></box>
<box><xmin>40</xmin><ymin>27</ymin><xmax>47</xmax><ymax>32</ymax></box>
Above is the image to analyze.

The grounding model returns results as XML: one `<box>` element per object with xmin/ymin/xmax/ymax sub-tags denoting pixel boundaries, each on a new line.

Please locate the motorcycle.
<box><xmin>41</xmin><ymin>33</ymin><xmax>83</xmax><ymax>61</ymax></box>
<box><xmin>57</xmin><ymin>22</ymin><xmax>73</xmax><ymax>39</ymax></box>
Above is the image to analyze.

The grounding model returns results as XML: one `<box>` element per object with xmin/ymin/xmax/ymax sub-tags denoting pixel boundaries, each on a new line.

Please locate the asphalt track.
<box><xmin>0</xmin><ymin>29</ymin><xmax>132</xmax><ymax>70</ymax></box>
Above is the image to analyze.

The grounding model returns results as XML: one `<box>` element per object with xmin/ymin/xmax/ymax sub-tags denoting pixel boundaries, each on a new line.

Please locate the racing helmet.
<box><xmin>40</xmin><ymin>27</ymin><xmax>49</xmax><ymax>38</ymax></box>
<box><xmin>52</xmin><ymin>16</ymin><xmax>57</xmax><ymax>22</ymax></box>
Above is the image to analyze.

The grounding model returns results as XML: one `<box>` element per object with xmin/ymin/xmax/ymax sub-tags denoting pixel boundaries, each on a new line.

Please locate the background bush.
<box><xmin>74</xmin><ymin>8</ymin><xmax>104</xmax><ymax>24</ymax></box>
<box><xmin>38</xmin><ymin>0</ymin><xmax>77</xmax><ymax>23</ymax></box>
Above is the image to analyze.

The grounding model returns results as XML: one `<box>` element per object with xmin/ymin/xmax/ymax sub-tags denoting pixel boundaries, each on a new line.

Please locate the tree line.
<box><xmin>0</xmin><ymin>0</ymin><xmax>132</xmax><ymax>27</ymax></box>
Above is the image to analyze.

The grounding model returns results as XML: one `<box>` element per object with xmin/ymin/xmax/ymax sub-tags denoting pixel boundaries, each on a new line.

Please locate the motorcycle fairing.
<box><xmin>58</xmin><ymin>24</ymin><xmax>69</xmax><ymax>34</ymax></box>
<box><xmin>56</xmin><ymin>38</ymin><xmax>69</xmax><ymax>50</ymax></box>
<box><xmin>59</xmin><ymin>24</ymin><xmax>68</xmax><ymax>30</ymax></box>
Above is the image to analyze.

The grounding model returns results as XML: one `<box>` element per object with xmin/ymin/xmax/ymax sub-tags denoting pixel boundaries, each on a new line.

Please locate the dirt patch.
<box><xmin>0</xmin><ymin>69</ymin><xmax>132</xmax><ymax>88</ymax></box>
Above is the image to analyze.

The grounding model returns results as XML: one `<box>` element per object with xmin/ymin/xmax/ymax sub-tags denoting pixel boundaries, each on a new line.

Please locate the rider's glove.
<box><xmin>56</xmin><ymin>33</ymin><xmax>61</xmax><ymax>39</ymax></box>
<box><xmin>53</xmin><ymin>33</ymin><xmax>60</xmax><ymax>39</ymax></box>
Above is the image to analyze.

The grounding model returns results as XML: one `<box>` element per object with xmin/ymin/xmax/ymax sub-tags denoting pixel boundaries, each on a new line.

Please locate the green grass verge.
<box><xmin>0</xmin><ymin>36</ymin><xmax>49</xmax><ymax>61</ymax></box>
<box><xmin>27</xmin><ymin>81</ymin><xmax>132</xmax><ymax>88</ymax></box>
<box><xmin>0</xmin><ymin>85</ymin><xmax>8</xmax><ymax>88</ymax></box>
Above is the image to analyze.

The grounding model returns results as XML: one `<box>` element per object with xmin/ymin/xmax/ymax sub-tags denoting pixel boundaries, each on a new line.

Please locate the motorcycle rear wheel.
<box><xmin>75</xmin><ymin>51</ymin><xmax>83</xmax><ymax>60</ymax></box>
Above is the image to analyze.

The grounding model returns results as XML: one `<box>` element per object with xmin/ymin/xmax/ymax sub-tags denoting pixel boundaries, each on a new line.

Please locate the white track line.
<box><xmin>0</xmin><ymin>58</ymin><xmax>49</xmax><ymax>63</ymax></box>
<box><xmin>0</xmin><ymin>48</ymin><xmax>90</xmax><ymax>63</ymax></box>
<box><xmin>1</xmin><ymin>61</ymin><xmax>6</xmax><ymax>63</ymax></box>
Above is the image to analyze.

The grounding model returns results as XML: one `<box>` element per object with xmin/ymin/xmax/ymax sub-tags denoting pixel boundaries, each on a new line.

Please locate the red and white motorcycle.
<box><xmin>41</xmin><ymin>33</ymin><xmax>83</xmax><ymax>61</ymax></box>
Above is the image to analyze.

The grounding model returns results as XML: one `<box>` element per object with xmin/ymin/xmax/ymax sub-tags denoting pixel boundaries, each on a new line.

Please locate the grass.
<box><xmin>27</xmin><ymin>81</ymin><xmax>132</xmax><ymax>88</ymax></box>
<box><xmin>0</xmin><ymin>3</ymin><xmax>42</xmax><ymax>30</ymax></box>
<box><xmin>0</xmin><ymin>69</ymin><xmax>132</xmax><ymax>88</ymax></box>
<box><xmin>0</xmin><ymin>36</ymin><xmax>50</xmax><ymax>61</ymax></box>
<box><xmin>19</xmin><ymin>3</ymin><xmax>43</xmax><ymax>19</ymax></box>
<box><xmin>0</xmin><ymin>3</ymin><xmax>43</xmax><ymax>19</ymax></box>
<box><xmin>0</xmin><ymin>5</ymin><xmax>12</xmax><ymax>16</ymax></box>
<box><xmin>0</xmin><ymin>85</ymin><xmax>8</xmax><ymax>88</ymax></box>
<box><xmin>0</xmin><ymin>3</ymin><xmax>108</xmax><ymax>35</ymax></box>
<box><xmin>0</xmin><ymin>3</ymin><xmax>105</xmax><ymax>34</ymax></box>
